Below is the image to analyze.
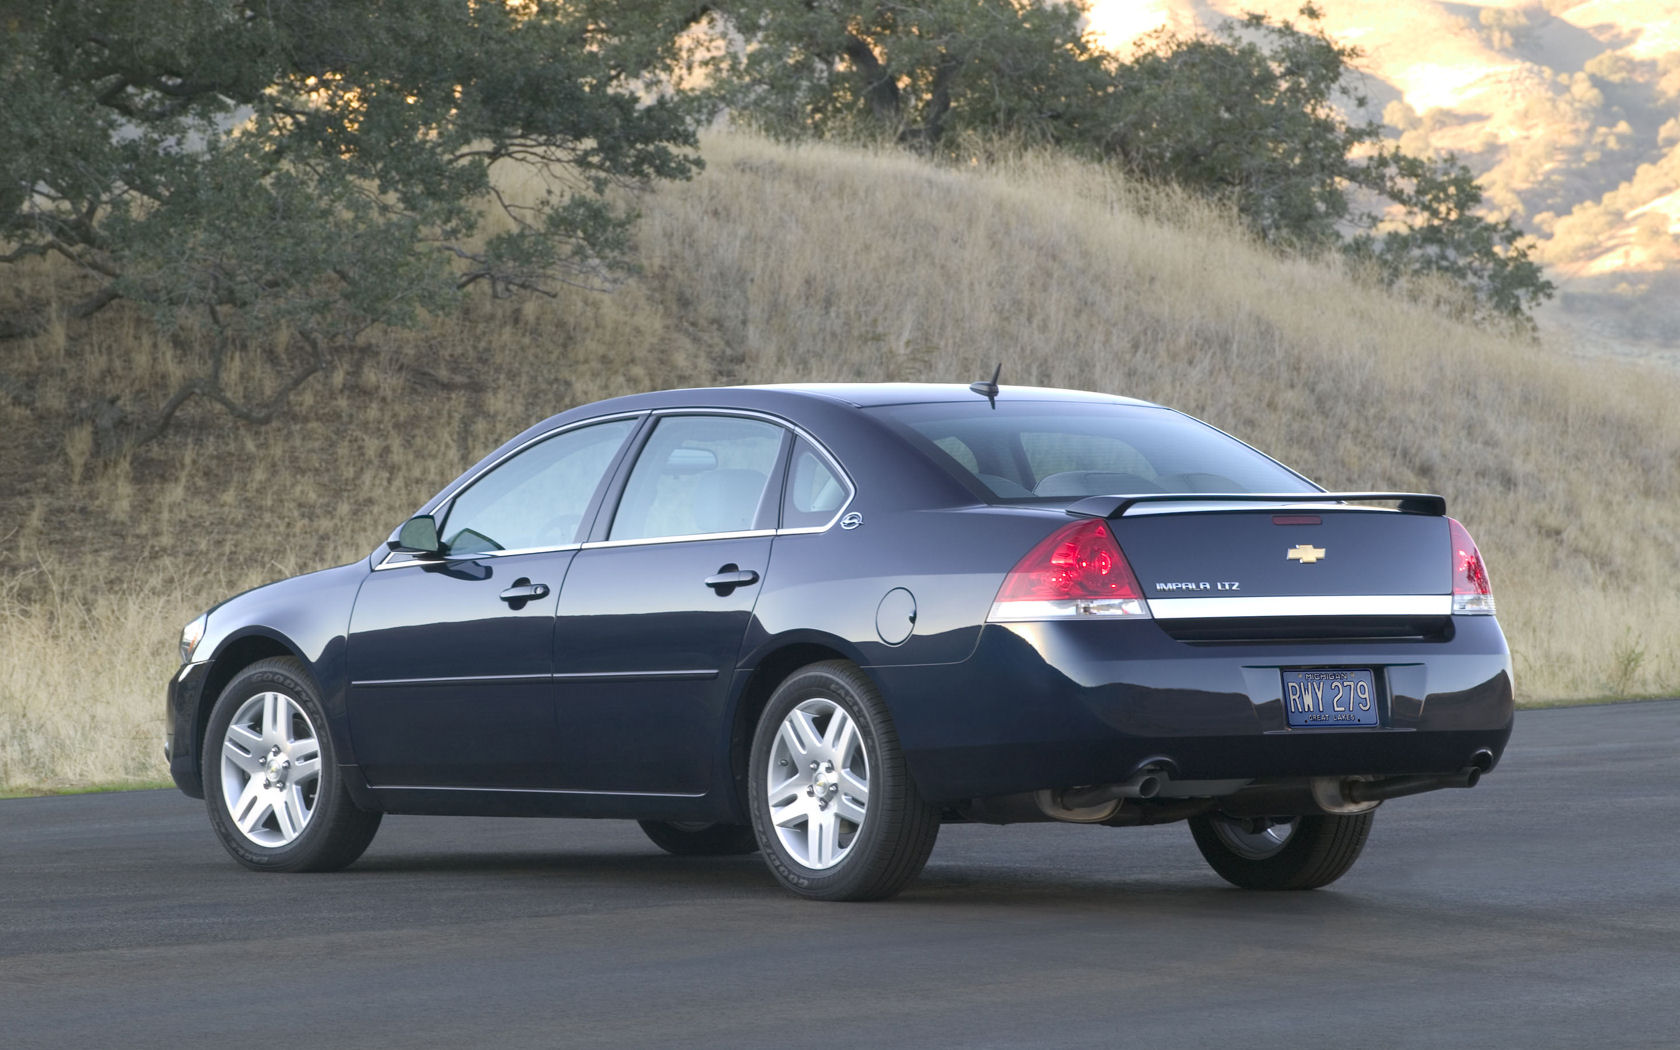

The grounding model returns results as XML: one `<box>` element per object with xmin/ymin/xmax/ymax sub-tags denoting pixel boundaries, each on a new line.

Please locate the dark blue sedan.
<box><xmin>167</xmin><ymin>383</ymin><xmax>1513</xmax><ymax>900</ymax></box>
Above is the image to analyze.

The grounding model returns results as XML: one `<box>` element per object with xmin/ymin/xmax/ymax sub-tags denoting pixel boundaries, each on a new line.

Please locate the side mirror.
<box><xmin>388</xmin><ymin>514</ymin><xmax>443</xmax><ymax>556</ymax></box>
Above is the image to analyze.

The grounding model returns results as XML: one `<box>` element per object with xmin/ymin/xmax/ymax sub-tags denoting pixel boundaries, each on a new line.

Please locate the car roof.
<box><xmin>563</xmin><ymin>383</ymin><xmax>1160</xmax><ymax>417</ymax></box>
<box><xmin>742</xmin><ymin>383</ymin><xmax>1158</xmax><ymax>409</ymax></box>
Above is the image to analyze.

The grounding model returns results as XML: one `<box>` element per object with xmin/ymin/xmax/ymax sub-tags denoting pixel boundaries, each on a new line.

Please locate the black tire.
<box><xmin>638</xmin><ymin>820</ymin><xmax>759</xmax><ymax>856</ymax></box>
<box><xmin>202</xmin><ymin>657</ymin><xmax>381</xmax><ymax>872</ymax></box>
<box><xmin>747</xmin><ymin>661</ymin><xmax>939</xmax><ymax>901</ymax></box>
<box><xmin>1188</xmin><ymin>810</ymin><xmax>1374</xmax><ymax>890</ymax></box>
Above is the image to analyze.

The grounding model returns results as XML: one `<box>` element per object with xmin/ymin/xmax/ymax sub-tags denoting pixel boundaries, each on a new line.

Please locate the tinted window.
<box><xmin>782</xmin><ymin>439</ymin><xmax>851</xmax><ymax>529</ymax></box>
<box><xmin>611</xmin><ymin>416</ymin><xmax>785</xmax><ymax>541</ymax></box>
<box><xmin>874</xmin><ymin>402</ymin><xmax>1314</xmax><ymax>500</ymax></box>
<box><xmin>440</xmin><ymin>418</ymin><xmax>637</xmax><ymax>554</ymax></box>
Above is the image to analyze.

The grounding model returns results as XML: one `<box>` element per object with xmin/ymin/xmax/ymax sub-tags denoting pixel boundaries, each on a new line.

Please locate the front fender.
<box><xmin>173</xmin><ymin>562</ymin><xmax>368</xmax><ymax>796</ymax></box>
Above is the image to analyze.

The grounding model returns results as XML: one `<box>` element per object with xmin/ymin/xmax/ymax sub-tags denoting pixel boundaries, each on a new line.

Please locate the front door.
<box><xmin>345</xmin><ymin>416</ymin><xmax>640</xmax><ymax>789</ymax></box>
<box><xmin>347</xmin><ymin>551</ymin><xmax>572</xmax><ymax>788</ymax></box>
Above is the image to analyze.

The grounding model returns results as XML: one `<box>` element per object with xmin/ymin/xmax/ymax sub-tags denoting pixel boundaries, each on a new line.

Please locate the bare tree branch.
<box><xmin>125</xmin><ymin>333</ymin><xmax>329</xmax><ymax>447</ymax></box>
<box><xmin>0</xmin><ymin>285</ymin><xmax>122</xmax><ymax>341</ymax></box>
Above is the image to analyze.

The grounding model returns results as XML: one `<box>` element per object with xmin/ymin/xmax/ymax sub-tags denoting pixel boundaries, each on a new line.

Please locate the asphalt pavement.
<box><xmin>3</xmin><ymin>701</ymin><xmax>1678</xmax><ymax>1049</ymax></box>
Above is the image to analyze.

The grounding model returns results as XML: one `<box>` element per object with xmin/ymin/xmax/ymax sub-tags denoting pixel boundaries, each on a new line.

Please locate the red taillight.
<box><xmin>989</xmin><ymin>519</ymin><xmax>1150</xmax><ymax>621</ymax></box>
<box><xmin>1448</xmin><ymin>517</ymin><xmax>1495</xmax><ymax>615</ymax></box>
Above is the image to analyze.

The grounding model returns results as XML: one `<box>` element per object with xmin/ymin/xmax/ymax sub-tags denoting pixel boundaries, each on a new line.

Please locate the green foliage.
<box><xmin>1</xmin><ymin>0</ymin><xmax>705</xmax><ymax>437</ymax></box>
<box><xmin>710</xmin><ymin>1</ymin><xmax>1554</xmax><ymax>326</ymax></box>
<box><xmin>1347</xmin><ymin>150</ymin><xmax>1554</xmax><ymax>326</ymax></box>
<box><xmin>716</xmin><ymin>0</ymin><xmax>1105</xmax><ymax>149</ymax></box>
<box><xmin>1100</xmin><ymin>9</ymin><xmax>1377</xmax><ymax>250</ymax></box>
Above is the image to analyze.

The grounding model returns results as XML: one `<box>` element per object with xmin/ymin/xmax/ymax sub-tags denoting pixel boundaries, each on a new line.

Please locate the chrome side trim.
<box><xmin>583</xmin><ymin>529</ymin><xmax>776</xmax><ymax>550</ymax></box>
<box><xmin>552</xmin><ymin>669</ymin><xmax>717</xmax><ymax>681</ymax></box>
<box><xmin>352</xmin><ymin>673</ymin><xmax>554</xmax><ymax>688</ymax></box>
<box><xmin>353</xmin><ymin>670</ymin><xmax>717</xmax><ymax>687</ymax></box>
<box><xmin>1147</xmin><ymin>595</ymin><xmax>1452</xmax><ymax>620</ymax></box>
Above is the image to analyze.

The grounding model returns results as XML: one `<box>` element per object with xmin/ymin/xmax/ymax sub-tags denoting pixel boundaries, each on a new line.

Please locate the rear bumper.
<box><xmin>166</xmin><ymin>661</ymin><xmax>209</xmax><ymax>799</ymax></box>
<box><xmin>875</xmin><ymin>617</ymin><xmax>1514</xmax><ymax>803</ymax></box>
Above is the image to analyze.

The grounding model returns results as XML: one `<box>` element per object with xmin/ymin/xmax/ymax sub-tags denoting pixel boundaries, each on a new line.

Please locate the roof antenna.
<box><xmin>969</xmin><ymin>362</ymin><xmax>1001</xmax><ymax>408</ymax></box>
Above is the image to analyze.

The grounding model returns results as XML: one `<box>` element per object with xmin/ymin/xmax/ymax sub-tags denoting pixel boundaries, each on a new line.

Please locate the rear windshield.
<box><xmin>871</xmin><ymin>401</ymin><xmax>1316</xmax><ymax>501</ymax></box>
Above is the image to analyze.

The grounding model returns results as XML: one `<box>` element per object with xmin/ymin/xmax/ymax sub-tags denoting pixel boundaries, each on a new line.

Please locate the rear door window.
<box><xmin>610</xmin><ymin>415</ymin><xmax>787</xmax><ymax>541</ymax></box>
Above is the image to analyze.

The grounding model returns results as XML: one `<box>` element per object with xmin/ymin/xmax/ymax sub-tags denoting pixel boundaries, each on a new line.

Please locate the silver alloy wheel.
<box><xmin>217</xmin><ymin>690</ymin><xmax>323</xmax><ymax>848</ymax></box>
<box><xmin>1211</xmin><ymin>816</ymin><xmax>1297</xmax><ymax>860</ymax></box>
<box><xmin>764</xmin><ymin>697</ymin><xmax>870</xmax><ymax>870</ymax></box>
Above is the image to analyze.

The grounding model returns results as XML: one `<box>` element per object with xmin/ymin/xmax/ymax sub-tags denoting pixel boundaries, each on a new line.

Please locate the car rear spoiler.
<box><xmin>1064</xmin><ymin>492</ymin><xmax>1447</xmax><ymax>519</ymax></box>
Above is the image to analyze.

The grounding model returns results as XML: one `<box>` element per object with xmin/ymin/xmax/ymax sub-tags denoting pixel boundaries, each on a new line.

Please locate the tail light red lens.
<box><xmin>1448</xmin><ymin>517</ymin><xmax>1495</xmax><ymax>615</ymax></box>
<box><xmin>989</xmin><ymin>519</ymin><xmax>1150</xmax><ymax>621</ymax></box>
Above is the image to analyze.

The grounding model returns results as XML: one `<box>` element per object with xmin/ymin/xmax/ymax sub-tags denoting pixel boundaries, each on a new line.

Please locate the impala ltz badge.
<box><xmin>1287</xmin><ymin>544</ymin><xmax>1327</xmax><ymax>564</ymax></box>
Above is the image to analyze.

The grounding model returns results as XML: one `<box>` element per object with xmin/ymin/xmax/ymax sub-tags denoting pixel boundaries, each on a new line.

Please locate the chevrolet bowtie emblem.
<box><xmin>1287</xmin><ymin>544</ymin><xmax>1327</xmax><ymax>564</ymax></box>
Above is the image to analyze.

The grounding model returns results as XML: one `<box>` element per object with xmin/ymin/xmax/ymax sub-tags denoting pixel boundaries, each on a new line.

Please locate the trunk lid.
<box><xmin>1111</xmin><ymin>507</ymin><xmax>1451</xmax><ymax>600</ymax></box>
<box><xmin>1086</xmin><ymin>496</ymin><xmax>1454</xmax><ymax>642</ymax></box>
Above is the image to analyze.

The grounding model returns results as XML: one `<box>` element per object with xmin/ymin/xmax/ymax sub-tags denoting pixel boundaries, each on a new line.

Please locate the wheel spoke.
<box><xmin>261</xmin><ymin>693</ymin><xmax>286</xmax><ymax>746</ymax></box>
<box><xmin>839</xmin><ymin>770</ymin><xmax>868</xmax><ymax>806</ymax></box>
<box><xmin>770</xmin><ymin>794</ymin><xmax>810</xmax><ymax>829</ymax></box>
<box><xmin>787</xmin><ymin>709</ymin><xmax>823</xmax><ymax>756</ymax></box>
<box><xmin>835</xmin><ymin>791</ymin><xmax>867</xmax><ymax>828</ymax></box>
<box><xmin>767</xmin><ymin>773</ymin><xmax>804</xmax><ymax>804</ymax></box>
<box><xmin>825</xmin><ymin>709</ymin><xmax>856</xmax><ymax>757</ymax></box>
<box><xmin>225</xmin><ymin>722</ymin><xmax>263</xmax><ymax>755</ymax></box>
<box><xmin>232</xmin><ymin>778</ymin><xmax>272</xmax><ymax>835</ymax></box>
<box><xmin>221</xmin><ymin>736</ymin><xmax>266</xmax><ymax>775</ymax></box>
<box><xmin>289</xmin><ymin>754</ymin><xmax>321</xmax><ymax>783</ymax></box>
<box><xmin>274</xmin><ymin>787</ymin><xmax>305</xmax><ymax>840</ymax></box>
<box><xmin>777</xmin><ymin>720</ymin><xmax>805</xmax><ymax>761</ymax></box>
<box><xmin>807</xmin><ymin>808</ymin><xmax>837</xmax><ymax>867</ymax></box>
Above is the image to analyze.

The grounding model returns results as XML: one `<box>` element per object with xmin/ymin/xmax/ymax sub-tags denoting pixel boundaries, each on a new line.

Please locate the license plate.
<box><xmin>1283</xmin><ymin>669</ymin><xmax>1379</xmax><ymax>728</ymax></box>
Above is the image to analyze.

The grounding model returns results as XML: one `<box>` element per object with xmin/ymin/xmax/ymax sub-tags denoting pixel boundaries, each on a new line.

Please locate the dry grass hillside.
<box><xmin>3</xmin><ymin>132</ymin><xmax>1678</xmax><ymax>792</ymax></box>
<box><xmin>1090</xmin><ymin>0</ymin><xmax>1680</xmax><ymax>358</ymax></box>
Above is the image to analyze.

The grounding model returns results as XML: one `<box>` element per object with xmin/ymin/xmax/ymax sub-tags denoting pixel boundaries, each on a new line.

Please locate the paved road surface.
<box><xmin>3</xmin><ymin>702</ymin><xmax>1678</xmax><ymax>1049</ymax></box>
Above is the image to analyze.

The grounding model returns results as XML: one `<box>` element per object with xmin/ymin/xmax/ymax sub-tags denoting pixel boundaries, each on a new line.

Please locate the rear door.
<box><xmin>549</xmin><ymin>413</ymin><xmax>789</xmax><ymax>795</ymax></box>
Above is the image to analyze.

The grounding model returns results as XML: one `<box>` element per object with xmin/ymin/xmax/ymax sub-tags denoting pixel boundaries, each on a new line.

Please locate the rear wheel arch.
<box><xmin>727</xmin><ymin>639</ymin><xmax>865</xmax><ymax>819</ymax></box>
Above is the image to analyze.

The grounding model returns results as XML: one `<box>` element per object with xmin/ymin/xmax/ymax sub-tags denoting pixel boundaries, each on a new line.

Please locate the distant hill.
<box><xmin>1090</xmin><ymin>0</ymin><xmax>1680</xmax><ymax>361</ymax></box>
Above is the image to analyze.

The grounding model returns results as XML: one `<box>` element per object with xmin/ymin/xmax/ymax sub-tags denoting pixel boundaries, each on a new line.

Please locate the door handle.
<box><xmin>704</xmin><ymin>565</ymin><xmax>760</xmax><ymax>593</ymax></box>
<box><xmin>499</xmin><ymin>580</ymin><xmax>550</xmax><ymax>603</ymax></box>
